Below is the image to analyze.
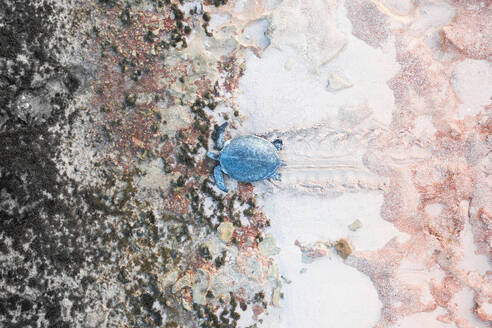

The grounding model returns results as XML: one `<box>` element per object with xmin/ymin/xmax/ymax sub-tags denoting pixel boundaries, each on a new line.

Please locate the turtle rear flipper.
<box><xmin>214</xmin><ymin>165</ymin><xmax>227</xmax><ymax>192</ymax></box>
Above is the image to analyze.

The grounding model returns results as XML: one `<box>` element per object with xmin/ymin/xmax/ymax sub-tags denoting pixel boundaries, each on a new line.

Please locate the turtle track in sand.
<box><xmin>257</xmin><ymin>120</ymin><xmax>389</xmax><ymax>196</ymax></box>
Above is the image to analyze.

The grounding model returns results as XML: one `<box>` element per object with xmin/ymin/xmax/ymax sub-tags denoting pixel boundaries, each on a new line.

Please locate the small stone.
<box><xmin>326</xmin><ymin>72</ymin><xmax>352</xmax><ymax>92</ymax></box>
<box><xmin>335</xmin><ymin>239</ymin><xmax>352</xmax><ymax>259</ymax></box>
<box><xmin>338</xmin><ymin>103</ymin><xmax>372</xmax><ymax>126</ymax></box>
<box><xmin>161</xmin><ymin>270</ymin><xmax>179</xmax><ymax>289</ymax></box>
<box><xmin>243</xmin><ymin>255</ymin><xmax>264</xmax><ymax>280</ymax></box>
<box><xmin>85</xmin><ymin>309</ymin><xmax>105</xmax><ymax>328</ymax></box>
<box><xmin>267</xmin><ymin>262</ymin><xmax>279</xmax><ymax>280</ymax></box>
<box><xmin>135</xmin><ymin>92</ymin><xmax>154</xmax><ymax>106</ymax></box>
<box><xmin>272</xmin><ymin>288</ymin><xmax>280</xmax><ymax>306</ymax></box>
<box><xmin>217</xmin><ymin>221</ymin><xmax>234</xmax><ymax>243</ymax></box>
<box><xmin>348</xmin><ymin>219</ymin><xmax>362</xmax><ymax>231</ymax></box>
<box><xmin>258</xmin><ymin>234</ymin><xmax>280</xmax><ymax>257</ymax></box>
<box><xmin>192</xmin><ymin>270</ymin><xmax>209</xmax><ymax>305</ymax></box>
<box><xmin>172</xmin><ymin>271</ymin><xmax>193</xmax><ymax>293</ymax></box>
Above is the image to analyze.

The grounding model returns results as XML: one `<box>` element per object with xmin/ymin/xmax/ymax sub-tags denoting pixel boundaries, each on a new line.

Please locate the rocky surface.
<box><xmin>1</xmin><ymin>1</ymin><xmax>278</xmax><ymax>327</ymax></box>
<box><xmin>0</xmin><ymin>0</ymin><xmax>490</xmax><ymax>327</ymax></box>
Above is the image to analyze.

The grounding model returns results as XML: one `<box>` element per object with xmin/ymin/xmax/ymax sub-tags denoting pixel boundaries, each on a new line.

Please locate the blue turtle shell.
<box><xmin>219</xmin><ymin>135</ymin><xmax>281</xmax><ymax>182</ymax></box>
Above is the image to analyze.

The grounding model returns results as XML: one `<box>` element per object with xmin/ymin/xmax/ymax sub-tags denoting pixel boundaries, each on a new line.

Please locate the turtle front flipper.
<box><xmin>216</xmin><ymin>122</ymin><xmax>228</xmax><ymax>150</ymax></box>
<box><xmin>214</xmin><ymin>165</ymin><xmax>227</xmax><ymax>192</ymax></box>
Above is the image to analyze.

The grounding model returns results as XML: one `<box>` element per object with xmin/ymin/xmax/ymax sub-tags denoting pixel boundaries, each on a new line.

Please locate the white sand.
<box><xmin>234</xmin><ymin>0</ymin><xmax>491</xmax><ymax>326</ymax></box>
<box><xmin>235</xmin><ymin>0</ymin><xmax>405</xmax><ymax>326</ymax></box>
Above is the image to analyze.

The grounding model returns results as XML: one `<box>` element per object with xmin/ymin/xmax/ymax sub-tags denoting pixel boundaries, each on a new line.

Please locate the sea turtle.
<box><xmin>206</xmin><ymin>123</ymin><xmax>284</xmax><ymax>192</ymax></box>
